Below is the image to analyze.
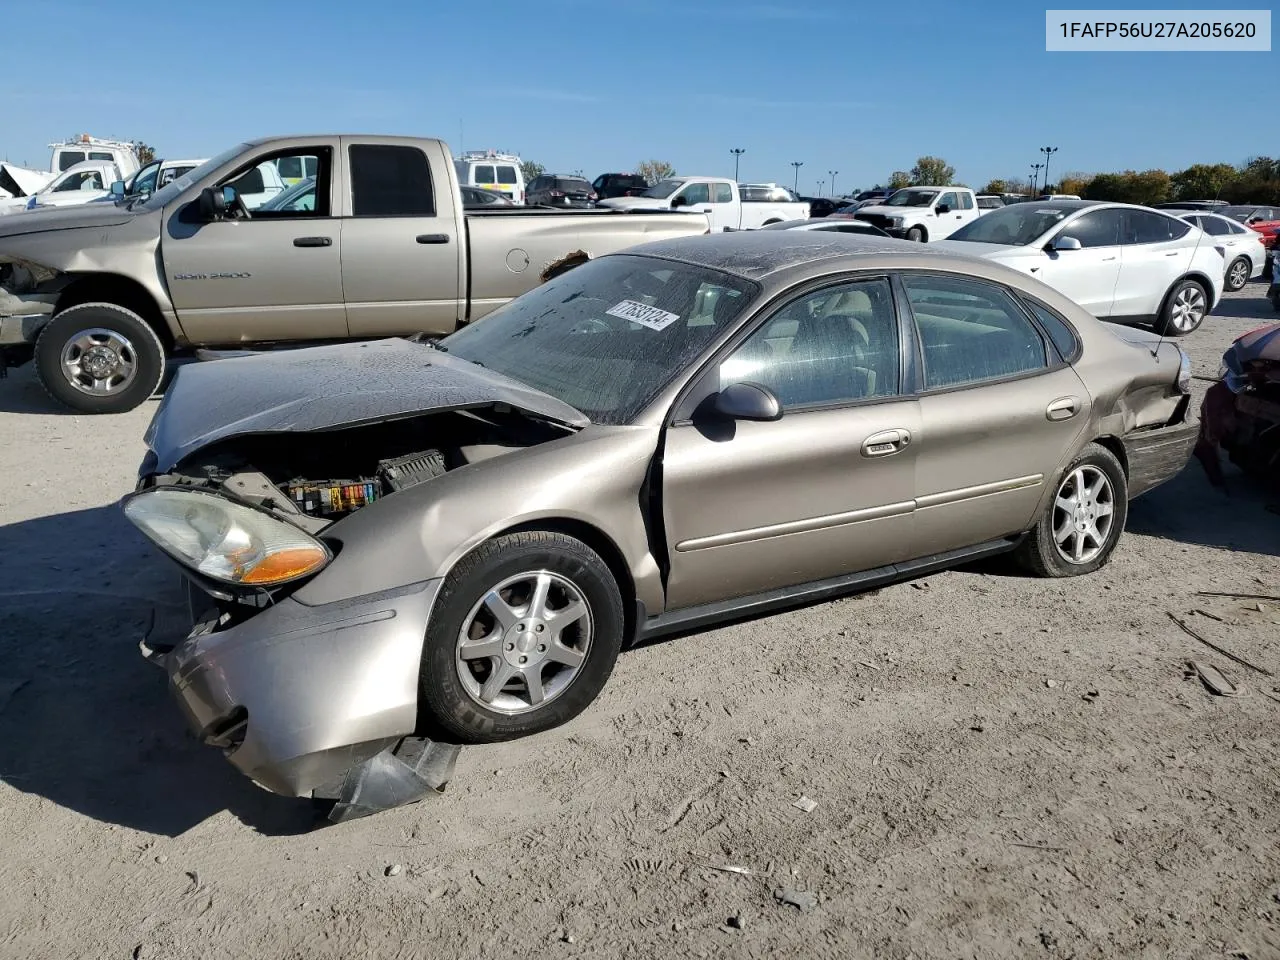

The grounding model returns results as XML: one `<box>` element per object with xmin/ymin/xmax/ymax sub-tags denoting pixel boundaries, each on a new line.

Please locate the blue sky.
<box><xmin>4</xmin><ymin>0</ymin><xmax>1271</xmax><ymax>194</ymax></box>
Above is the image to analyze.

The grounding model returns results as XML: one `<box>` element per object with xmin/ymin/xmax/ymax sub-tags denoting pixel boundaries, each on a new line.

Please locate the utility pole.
<box><xmin>1031</xmin><ymin>163</ymin><xmax>1044</xmax><ymax>195</ymax></box>
<box><xmin>730</xmin><ymin>148</ymin><xmax>746</xmax><ymax>182</ymax></box>
<box><xmin>1040</xmin><ymin>146</ymin><xmax>1058</xmax><ymax>193</ymax></box>
<box><xmin>791</xmin><ymin>161</ymin><xmax>803</xmax><ymax>192</ymax></box>
<box><xmin>828</xmin><ymin>170</ymin><xmax>838</xmax><ymax>197</ymax></box>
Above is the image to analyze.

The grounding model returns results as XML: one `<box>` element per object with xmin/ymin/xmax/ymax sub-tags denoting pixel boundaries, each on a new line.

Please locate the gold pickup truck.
<box><xmin>0</xmin><ymin>135</ymin><xmax>711</xmax><ymax>413</ymax></box>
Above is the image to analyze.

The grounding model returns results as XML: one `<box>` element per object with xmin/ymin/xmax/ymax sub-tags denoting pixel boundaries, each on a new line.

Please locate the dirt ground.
<box><xmin>1</xmin><ymin>285</ymin><xmax>1279</xmax><ymax>960</ymax></box>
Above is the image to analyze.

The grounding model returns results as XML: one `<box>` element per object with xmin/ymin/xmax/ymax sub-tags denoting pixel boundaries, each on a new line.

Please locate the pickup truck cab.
<box><xmin>597</xmin><ymin>176</ymin><xmax>808</xmax><ymax>231</ymax></box>
<box><xmin>0</xmin><ymin>160</ymin><xmax>122</xmax><ymax>216</ymax></box>
<box><xmin>0</xmin><ymin>135</ymin><xmax>711</xmax><ymax>413</ymax></box>
<box><xmin>853</xmin><ymin>186</ymin><xmax>980</xmax><ymax>242</ymax></box>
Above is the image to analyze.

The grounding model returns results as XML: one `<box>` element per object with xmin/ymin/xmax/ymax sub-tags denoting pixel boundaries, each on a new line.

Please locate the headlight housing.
<box><xmin>890</xmin><ymin>216</ymin><xmax>904</xmax><ymax>228</ymax></box>
<box><xmin>1176</xmin><ymin>348</ymin><xmax>1191</xmax><ymax>393</ymax></box>
<box><xmin>124</xmin><ymin>488</ymin><xmax>332</xmax><ymax>587</ymax></box>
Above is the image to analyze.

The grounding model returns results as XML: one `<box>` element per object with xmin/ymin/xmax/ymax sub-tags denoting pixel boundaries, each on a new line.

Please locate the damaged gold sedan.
<box><xmin>124</xmin><ymin>233</ymin><xmax>1197</xmax><ymax>820</ymax></box>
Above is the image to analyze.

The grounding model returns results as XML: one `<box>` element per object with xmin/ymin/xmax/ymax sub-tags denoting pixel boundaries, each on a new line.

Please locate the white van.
<box><xmin>454</xmin><ymin>151</ymin><xmax>524</xmax><ymax>204</ymax></box>
<box><xmin>48</xmin><ymin>135</ymin><xmax>139</xmax><ymax>179</ymax></box>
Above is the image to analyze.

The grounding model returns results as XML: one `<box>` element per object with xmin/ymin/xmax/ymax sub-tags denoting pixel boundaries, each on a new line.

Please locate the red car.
<box><xmin>1221</xmin><ymin>205</ymin><xmax>1280</xmax><ymax>252</ymax></box>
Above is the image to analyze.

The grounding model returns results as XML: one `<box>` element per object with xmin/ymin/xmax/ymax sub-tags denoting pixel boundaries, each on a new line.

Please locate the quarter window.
<box><xmin>1023</xmin><ymin>299</ymin><xmax>1079</xmax><ymax>361</ymax></box>
<box><xmin>904</xmin><ymin>275</ymin><xmax>1048</xmax><ymax>389</ymax></box>
<box><xmin>349</xmin><ymin>144</ymin><xmax>435</xmax><ymax>217</ymax></box>
<box><xmin>1198</xmin><ymin>216</ymin><xmax>1231</xmax><ymax>237</ymax></box>
<box><xmin>720</xmin><ymin>279</ymin><xmax>900</xmax><ymax>407</ymax></box>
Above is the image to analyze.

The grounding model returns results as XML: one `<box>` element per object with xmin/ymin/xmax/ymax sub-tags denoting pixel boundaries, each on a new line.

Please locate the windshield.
<box><xmin>947</xmin><ymin>204</ymin><xmax>1071</xmax><ymax>245</ymax></box>
<box><xmin>885</xmin><ymin>189</ymin><xmax>937</xmax><ymax>207</ymax></box>
<box><xmin>440</xmin><ymin>254</ymin><xmax>757</xmax><ymax>424</ymax></box>
<box><xmin>641</xmin><ymin>179</ymin><xmax>683</xmax><ymax>199</ymax></box>
<box><xmin>136</xmin><ymin>143</ymin><xmax>248</xmax><ymax>211</ymax></box>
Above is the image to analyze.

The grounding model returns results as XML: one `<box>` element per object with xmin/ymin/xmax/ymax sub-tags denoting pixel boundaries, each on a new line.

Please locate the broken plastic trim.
<box><xmin>312</xmin><ymin>736</ymin><xmax>462</xmax><ymax>824</ymax></box>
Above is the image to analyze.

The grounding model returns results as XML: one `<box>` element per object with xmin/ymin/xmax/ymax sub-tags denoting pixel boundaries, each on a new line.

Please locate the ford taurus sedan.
<box><xmin>124</xmin><ymin>233</ymin><xmax>1197</xmax><ymax>812</ymax></box>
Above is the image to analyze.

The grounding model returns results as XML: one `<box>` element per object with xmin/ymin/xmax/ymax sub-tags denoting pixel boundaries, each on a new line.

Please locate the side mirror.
<box><xmin>936</xmin><ymin>203</ymin><xmax>951</xmax><ymax>214</ymax></box>
<box><xmin>198</xmin><ymin>185</ymin><xmax>239</xmax><ymax>221</ymax></box>
<box><xmin>1051</xmin><ymin>235</ymin><xmax>1082</xmax><ymax>251</ymax></box>
<box><xmin>1247</xmin><ymin>215</ymin><xmax>1262</xmax><ymax>224</ymax></box>
<box><xmin>671</xmin><ymin>194</ymin><xmax>688</xmax><ymax>208</ymax></box>
<box><xmin>110</xmin><ymin>180</ymin><xmax>126</xmax><ymax>198</ymax></box>
<box><xmin>714</xmin><ymin>382</ymin><xmax>782</xmax><ymax>422</ymax></box>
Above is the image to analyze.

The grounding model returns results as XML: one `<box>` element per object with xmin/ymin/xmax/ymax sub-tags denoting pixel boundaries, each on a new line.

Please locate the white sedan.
<box><xmin>934</xmin><ymin>200</ymin><xmax>1224</xmax><ymax>336</ymax></box>
<box><xmin>1171</xmin><ymin>210</ymin><xmax>1267</xmax><ymax>292</ymax></box>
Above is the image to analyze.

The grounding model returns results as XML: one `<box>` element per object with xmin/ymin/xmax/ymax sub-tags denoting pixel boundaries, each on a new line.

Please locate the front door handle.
<box><xmin>416</xmin><ymin>233</ymin><xmax>451</xmax><ymax>244</ymax></box>
<box><xmin>861</xmin><ymin>428</ymin><xmax>911</xmax><ymax>458</ymax></box>
<box><xmin>1046</xmin><ymin>397</ymin><xmax>1080</xmax><ymax>421</ymax></box>
<box><xmin>1101</xmin><ymin>255</ymin><xmax>1117</xmax><ymax>261</ymax></box>
<box><xmin>293</xmin><ymin>236</ymin><xmax>332</xmax><ymax>247</ymax></box>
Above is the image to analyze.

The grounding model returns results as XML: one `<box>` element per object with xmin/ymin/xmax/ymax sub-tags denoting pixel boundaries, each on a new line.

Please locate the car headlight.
<box><xmin>1176</xmin><ymin>348</ymin><xmax>1191</xmax><ymax>393</ymax></box>
<box><xmin>890</xmin><ymin>216</ymin><xmax>904</xmax><ymax>228</ymax></box>
<box><xmin>124</xmin><ymin>488</ymin><xmax>331</xmax><ymax>586</ymax></box>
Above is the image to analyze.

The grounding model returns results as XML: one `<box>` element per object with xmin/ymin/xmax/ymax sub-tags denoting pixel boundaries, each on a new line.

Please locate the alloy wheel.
<box><xmin>1052</xmin><ymin>465</ymin><xmax>1116</xmax><ymax>565</ymax></box>
<box><xmin>60</xmin><ymin>328</ymin><xmax>138</xmax><ymax>396</ymax></box>
<box><xmin>1169</xmin><ymin>285</ymin><xmax>1206</xmax><ymax>333</ymax></box>
<box><xmin>1227</xmin><ymin>259</ymin><xmax>1249</xmax><ymax>291</ymax></box>
<box><xmin>455</xmin><ymin>570</ymin><xmax>593</xmax><ymax>715</ymax></box>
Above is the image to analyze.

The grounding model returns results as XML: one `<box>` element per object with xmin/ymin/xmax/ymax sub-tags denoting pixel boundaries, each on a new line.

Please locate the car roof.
<box><xmin>621</xmin><ymin>230</ymin><xmax>938</xmax><ymax>280</ymax></box>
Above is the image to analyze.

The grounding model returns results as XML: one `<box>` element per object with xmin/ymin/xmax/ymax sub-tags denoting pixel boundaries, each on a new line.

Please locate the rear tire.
<box><xmin>1154</xmin><ymin>279</ymin><xmax>1207</xmax><ymax>337</ymax></box>
<box><xmin>906</xmin><ymin>226</ymin><xmax>926</xmax><ymax>242</ymax></box>
<box><xmin>418</xmin><ymin>531</ymin><xmax>624</xmax><ymax>743</ymax></box>
<box><xmin>1224</xmin><ymin>257</ymin><xmax>1250</xmax><ymax>292</ymax></box>
<box><xmin>1014</xmin><ymin>443</ymin><xmax>1128</xmax><ymax>578</ymax></box>
<box><xmin>34</xmin><ymin>302</ymin><xmax>165</xmax><ymax>414</ymax></box>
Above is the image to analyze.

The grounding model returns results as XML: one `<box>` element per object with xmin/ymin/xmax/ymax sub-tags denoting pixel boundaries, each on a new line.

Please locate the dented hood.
<box><xmin>143</xmin><ymin>338</ymin><xmax>590</xmax><ymax>472</ymax></box>
<box><xmin>0</xmin><ymin>200</ymin><xmax>136</xmax><ymax>240</ymax></box>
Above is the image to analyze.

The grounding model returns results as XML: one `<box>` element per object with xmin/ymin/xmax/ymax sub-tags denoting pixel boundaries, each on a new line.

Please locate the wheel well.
<box><xmin>55</xmin><ymin>274</ymin><xmax>173</xmax><ymax>351</ymax></box>
<box><xmin>1091</xmin><ymin>435</ymin><xmax>1129</xmax><ymax>479</ymax></box>
<box><xmin>499</xmin><ymin>518</ymin><xmax>638</xmax><ymax>642</ymax></box>
<box><xmin>1162</xmin><ymin>272</ymin><xmax>1215</xmax><ymax>313</ymax></box>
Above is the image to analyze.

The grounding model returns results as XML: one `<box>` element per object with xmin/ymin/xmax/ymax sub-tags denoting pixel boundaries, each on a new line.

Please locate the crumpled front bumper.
<box><xmin>147</xmin><ymin>579</ymin><xmax>442</xmax><ymax>798</ymax></box>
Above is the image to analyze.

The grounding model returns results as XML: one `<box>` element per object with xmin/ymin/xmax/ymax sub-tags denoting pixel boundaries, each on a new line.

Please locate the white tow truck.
<box><xmin>597</xmin><ymin>176</ymin><xmax>809</xmax><ymax>231</ymax></box>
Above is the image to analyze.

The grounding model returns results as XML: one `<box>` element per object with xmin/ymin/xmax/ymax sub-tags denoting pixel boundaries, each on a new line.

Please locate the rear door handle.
<box><xmin>293</xmin><ymin>236</ymin><xmax>332</xmax><ymax>247</ymax></box>
<box><xmin>416</xmin><ymin>233</ymin><xmax>451</xmax><ymax>244</ymax></box>
<box><xmin>1165</xmin><ymin>251</ymin><xmax>1181</xmax><ymax>256</ymax></box>
<box><xmin>1046</xmin><ymin>397</ymin><xmax>1079</xmax><ymax>421</ymax></box>
<box><xmin>861</xmin><ymin>428</ymin><xmax>911</xmax><ymax>458</ymax></box>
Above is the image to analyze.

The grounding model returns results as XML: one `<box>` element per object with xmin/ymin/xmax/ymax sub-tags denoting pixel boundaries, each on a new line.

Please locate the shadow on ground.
<box><xmin>0</xmin><ymin>504</ymin><xmax>317</xmax><ymax>837</ymax></box>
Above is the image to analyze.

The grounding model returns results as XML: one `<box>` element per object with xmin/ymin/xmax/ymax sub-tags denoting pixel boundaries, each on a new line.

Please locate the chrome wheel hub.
<box><xmin>1052</xmin><ymin>465</ymin><xmax>1116</xmax><ymax>565</ymax></box>
<box><xmin>1229</xmin><ymin>261</ymin><xmax>1248</xmax><ymax>287</ymax></box>
<box><xmin>456</xmin><ymin>570</ymin><xmax>592</xmax><ymax>715</ymax></box>
<box><xmin>61</xmin><ymin>328</ymin><xmax>138</xmax><ymax>396</ymax></box>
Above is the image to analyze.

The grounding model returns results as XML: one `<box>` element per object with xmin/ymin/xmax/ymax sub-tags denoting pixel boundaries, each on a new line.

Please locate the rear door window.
<box><xmin>473</xmin><ymin>165</ymin><xmax>496</xmax><ymax>184</ymax></box>
<box><xmin>1199</xmin><ymin>216</ymin><xmax>1230</xmax><ymax>237</ymax></box>
<box><xmin>349</xmin><ymin>144</ymin><xmax>435</xmax><ymax>217</ymax></box>
<box><xmin>1125</xmin><ymin>210</ymin><xmax>1190</xmax><ymax>244</ymax></box>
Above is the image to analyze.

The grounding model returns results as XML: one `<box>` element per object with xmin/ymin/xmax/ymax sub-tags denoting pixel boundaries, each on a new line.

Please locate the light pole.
<box><xmin>1031</xmin><ymin>163</ymin><xmax>1044</xmax><ymax>195</ymax></box>
<box><xmin>817</xmin><ymin>179</ymin><xmax>825</xmax><ymax>197</ymax></box>
<box><xmin>791</xmin><ymin>161</ymin><xmax>803</xmax><ymax>192</ymax></box>
<box><xmin>730</xmin><ymin>148</ymin><xmax>746</xmax><ymax>182</ymax></box>
<box><xmin>1040</xmin><ymin>146</ymin><xmax>1058</xmax><ymax>193</ymax></box>
<box><xmin>828</xmin><ymin>170</ymin><xmax>838</xmax><ymax>197</ymax></box>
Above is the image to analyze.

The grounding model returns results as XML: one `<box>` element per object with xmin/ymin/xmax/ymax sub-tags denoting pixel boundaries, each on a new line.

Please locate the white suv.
<box><xmin>935</xmin><ymin>200</ymin><xmax>1224</xmax><ymax>336</ymax></box>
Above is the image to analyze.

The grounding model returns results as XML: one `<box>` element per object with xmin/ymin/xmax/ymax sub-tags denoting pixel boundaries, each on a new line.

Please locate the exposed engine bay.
<box><xmin>146</xmin><ymin>405</ymin><xmax>572</xmax><ymax>533</ymax></box>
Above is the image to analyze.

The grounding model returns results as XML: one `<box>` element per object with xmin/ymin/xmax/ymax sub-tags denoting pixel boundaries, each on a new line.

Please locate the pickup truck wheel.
<box><xmin>905</xmin><ymin>226</ymin><xmax>926</xmax><ymax>242</ymax></box>
<box><xmin>1155</xmin><ymin>279</ymin><xmax>1208</xmax><ymax>336</ymax></box>
<box><xmin>419</xmin><ymin>531</ymin><xmax>624</xmax><ymax>743</ymax></box>
<box><xmin>1014</xmin><ymin>443</ymin><xmax>1128</xmax><ymax>578</ymax></box>
<box><xmin>35</xmin><ymin>303</ymin><xmax>165</xmax><ymax>414</ymax></box>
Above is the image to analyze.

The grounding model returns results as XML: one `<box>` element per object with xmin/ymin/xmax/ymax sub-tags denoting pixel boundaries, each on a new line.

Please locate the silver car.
<box><xmin>124</xmin><ymin>233</ymin><xmax>1197</xmax><ymax>818</ymax></box>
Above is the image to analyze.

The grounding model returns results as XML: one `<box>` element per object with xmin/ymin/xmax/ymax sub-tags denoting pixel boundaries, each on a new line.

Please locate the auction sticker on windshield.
<box><xmin>606</xmin><ymin>299</ymin><xmax>681</xmax><ymax>331</ymax></box>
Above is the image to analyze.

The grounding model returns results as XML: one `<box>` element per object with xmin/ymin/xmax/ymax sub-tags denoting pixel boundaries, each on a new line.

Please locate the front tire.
<box><xmin>419</xmin><ymin>531</ymin><xmax>624</xmax><ymax>743</ymax></box>
<box><xmin>1224</xmin><ymin>257</ymin><xmax>1250</xmax><ymax>292</ymax></box>
<box><xmin>905</xmin><ymin>226</ymin><xmax>926</xmax><ymax>242</ymax></box>
<box><xmin>34</xmin><ymin>302</ymin><xmax>165</xmax><ymax>414</ymax></box>
<box><xmin>1014</xmin><ymin>443</ymin><xmax>1128</xmax><ymax>578</ymax></box>
<box><xmin>1154</xmin><ymin>279</ymin><xmax>1208</xmax><ymax>337</ymax></box>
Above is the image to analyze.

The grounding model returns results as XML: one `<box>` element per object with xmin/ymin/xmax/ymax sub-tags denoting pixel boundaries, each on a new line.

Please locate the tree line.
<box><xmin>982</xmin><ymin>157</ymin><xmax>1280</xmax><ymax>205</ymax></box>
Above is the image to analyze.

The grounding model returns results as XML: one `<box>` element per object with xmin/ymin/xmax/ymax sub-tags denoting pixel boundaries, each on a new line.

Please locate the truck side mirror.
<box><xmin>936</xmin><ymin>203</ymin><xmax>951</xmax><ymax>214</ymax></box>
<box><xmin>198</xmin><ymin>185</ymin><xmax>239</xmax><ymax>221</ymax></box>
<box><xmin>671</xmin><ymin>194</ymin><xmax>688</xmax><ymax>208</ymax></box>
<box><xmin>110</xmin><ymin>180</ymin><xmax>126</xmax><ymax>199</ymax></box>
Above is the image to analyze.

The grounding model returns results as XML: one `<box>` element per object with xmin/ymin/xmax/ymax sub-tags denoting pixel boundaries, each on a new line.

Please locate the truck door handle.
<box><xmin>293</xmin><ymin>236</ymin><xmax>332</xmax><ymax>247</ymax></box>
<box><xmin>1101</xmin><ymin>256</ymin><xmax>1117</xmax><ymax>261</ymax></box>
<box><xmin>861</xmin><ymin>428</ymin><xmax>911</xmax><ymax>458</ymax></box>
<box><xmin>1046</xmin><ymin>397</ymin><xmax>1079</xmax><ymax>421</ymax></box>
<box><xmin>416</xmin><ymin>233</ymin><xmax>451</xmax><ymax>244</ymax></box>
<box><xmin>1165</xmin><ymin>251</ymin><xmax>1180</xmax><ymax>256</ymax></box>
